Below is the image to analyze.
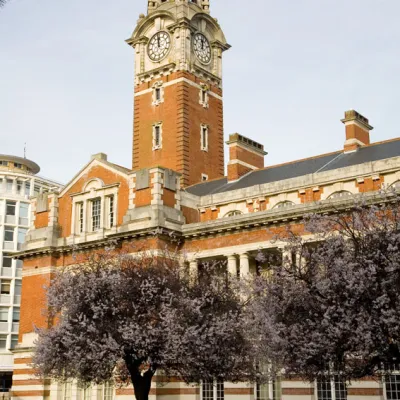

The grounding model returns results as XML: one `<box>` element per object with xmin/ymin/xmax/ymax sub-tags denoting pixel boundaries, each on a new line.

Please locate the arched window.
<box><xmin>328</xmin><ymin>191</ymin><xmax>352</xmax><ymax>200</ymax></box>
<box><xmin>273</xmin><ymin>201</ymin><xmax>295</xmax><ymax>210</ymax></box>
<box><xmin>224</xmin><ymin>210</ymin><xmax>243</xmax><ymax>218</ymax></box>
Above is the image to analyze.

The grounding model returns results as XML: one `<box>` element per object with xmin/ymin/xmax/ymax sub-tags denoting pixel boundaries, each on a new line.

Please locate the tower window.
<box><xmin>202</xmin><ymin>174</ymin><xmax>209</xmax><ymax>182</ymax></box>
<box><xmin>152</xmin><ymin>82</ymin><xmax>164</xmax><ymax>106</ymax></box>
<box><xmin>199</xmin><ymin>84</ymin><xmax>209</xmax><ymax>108</ymax></box>
<box><xmin>153</xmin><ymin>123</ymin><xmax>163</xmax><ymax>150</ymax></box>
<box><xmin>200</xmin><ymin>124</ymin><xmax>209</xmax><ymax>151</ymax></box>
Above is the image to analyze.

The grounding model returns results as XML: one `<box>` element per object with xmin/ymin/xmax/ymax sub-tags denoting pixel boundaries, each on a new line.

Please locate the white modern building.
<box><xmin>0</xmin><ymin>155</ymin><xmax>62</xmax><ymax>394</ymax></box>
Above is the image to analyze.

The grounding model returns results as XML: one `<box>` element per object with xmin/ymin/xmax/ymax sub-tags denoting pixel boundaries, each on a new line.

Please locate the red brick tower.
<box><xmin>126</xmin><ymin>0</ymin><xmax>230</xmax><ymax>187</ymax></box>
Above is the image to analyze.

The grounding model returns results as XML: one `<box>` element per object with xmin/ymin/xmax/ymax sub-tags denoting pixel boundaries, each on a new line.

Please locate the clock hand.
<box><xmin>157</xmin><ymin>36</ymin><xmax>160</xmax><ymax>47</ymax></box>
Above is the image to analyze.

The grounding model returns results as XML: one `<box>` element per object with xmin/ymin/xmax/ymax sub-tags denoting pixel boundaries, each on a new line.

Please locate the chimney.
<box><xmin>226</xmin><ymin>134</ymin><xmax>267</xmax><ymax>182</ymax></box>
<box><xmin>91</xmin><ymin>153</ymin><xmax>108</xmax><ymax>162</ymax></box>
<box><xmin>341</xmin><ymin>110</ymin><xmax>373</xmax><ymax>152</ymax></box>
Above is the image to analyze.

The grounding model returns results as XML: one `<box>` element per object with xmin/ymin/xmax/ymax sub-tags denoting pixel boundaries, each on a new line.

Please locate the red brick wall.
<box><xmin>133</xmin><ymin>72</ymin><xmax>224</xmax><ymax>187</ymax></box>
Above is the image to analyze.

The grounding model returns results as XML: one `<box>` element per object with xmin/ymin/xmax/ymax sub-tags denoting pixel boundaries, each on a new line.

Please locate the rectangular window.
<box><xmin>256</xmin><ymin>378</ymin><xmax>282</xmax><ymax>400</ymax></box>
<box><xmin>6</xmin><ymin>180</ymin><xmax>13</xmax><ymax>192</ymax></box>
<box><xmin>155</xmin><ymin>87</ymin><xmax>161</xmax><ymax>101</ymax></box>
<box><xmin>14</xmin><ymin>163</ymin><xmax>23</xmax><ymax>169</ymax></box>
<box><xmin>91</xmin><ymin>199</ymin><xmax>101</xmax><ymax>232</ymax></box>
<box><xmin>317</xmin><ymin>376</ymin><xmax>347</xmax><ymax>400</ymax></box>
<box><xmin>0</xmin><ymin>161</ymin><xmax>8</xmax><ymax>167</ymax></box>
<box><xmin>202</xmin><ymin>379</ymin><xmax>224</xmax><ymax>400</ymax></box>
<box><xmin>108</xmin><ymin>196</ymin><xmax>115</xmax><ymax>228</ymax></box>
<box><xmin>25</xmin><ymin>182</ymin><xmax>30</xmax><ymax>196</ymax></box>
<box><xmin>0</xmin><ymin>335</ymin><xmax>7</xmax><ymax>350</ymax></box>
<box><xmin>83</xmin><ymin>387</ymin><xmax>92</xmax><ymax>400</ymax></box>
<box><xmin>17</xmin><ymin>228</ymin><xmax>28</xmax><ymax>250</ymax></box>
<box><xmin>6</xmin><ymin>201</ymin><xmax>16</xmax><ymax>215</ymax></box>
<box><xmin>0</xmin><ymin>307</ymin><xmax>8</xmax><ymax>322</ymax></box>
<box><xmin>2</xmin><ymin>257</ymin><xmax>12</xmax><ymax>269</ymax></box>
<box><xmin>77</xmin><ymin>202</ymin><xmax>84</xmax><ymax>234</ymax></box>
<box><xmin>12</xmin><ymin>308</ymin><xmax>20</xmax><ymax>323</ymax></box>
<box><xmin>103</xmin><ymin>382</ymin><xmax>114</xmax><ymax>400</ymax></box>
<box><xmin>153</xmin><ymin>124</ymin><xmax>162</xmax><ymax>150</ymax></box>
<box><xmin>10</xmin><ymin>335</ymin><xmax>18</xmax><ymax>349</ymax></box>
<box><xmin>201</xmin><ymin>125</ymin><xmax>209</xmax><ymax>151</ymax></box>
<box><xmin>63</xmin><ymin>381</ymin><xmax>72</xmax><ymax>400</ymax></box>
<box><xmin>19</xmin><ymin>203</ymin><xmax>29</xmax><ymax>226</ymax></box>
<box><xmin>386</xmin><ymin>374</ymin><xmax>400</xmax><ymax>400</ymax></box>
<box><xmin>1</xmin><ymin>281</ymin><xmax>11</xmax><ymax>295</ymax></box>
<box><xmin>4</xmin><ymin>227</ymin><xmax>14</xmax><ymax>243</ymax></box>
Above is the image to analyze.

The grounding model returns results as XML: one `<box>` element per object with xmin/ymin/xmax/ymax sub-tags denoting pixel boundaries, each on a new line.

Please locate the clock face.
<box><xmin>148</xmin><ymin>31</ymin><xmax>171</xmax><ymax>62</ymax></box>
<box><xmin>193</xmin><ymin>33</ymin><xmax>212</xmax><ymax>64</ymax></box>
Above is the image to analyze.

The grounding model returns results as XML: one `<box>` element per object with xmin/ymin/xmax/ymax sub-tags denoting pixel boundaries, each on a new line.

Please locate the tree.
<box><xmin>33</xmin><ymin>249</ymin><xmax>256</xmax><ymax>400</ymax></box>
<box><xmin>0</xmin><ymin>0</ymin><xmax>8</xmax><ymax>7</ymax></box>
<box><xmin>249</xmin><ymin>190</ymin><xmax>400</xmax><ymax>382</ymax></box>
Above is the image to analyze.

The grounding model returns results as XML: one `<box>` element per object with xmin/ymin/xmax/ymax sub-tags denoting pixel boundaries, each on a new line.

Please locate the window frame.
<box><xmin>152</xmin><ymin>122</ymin><xmax>163</xmax><ymax>150</ymax></box>
<box><xmin>255</xmin><ymin>377</ymin><xmax>282</xmax><ymax>400</ymax></box>
<box><xmin>91</xmin><ymin>198</ymin><xmax>102</xmax><ymax>232</ymax></box>
<box><xmin>201</xmin><ymin>379</ymin><xmax>224</xmax><ymax>400</ymax></box>
<box><xmin>200</xmin><ymin>124</ymin><xmax>209</xmax><ymax>151</ymax></box>
<box><xmin>316</xmin><ymin>375</ymin><xmax>347</xmax><ymax>400</ymax></box>
<box><xmin>152</xmin><ymin>81</ymin><xmax>164</xmax><ymax>106</ymax></box>
<box><xmin>199</xmin><ymin>83</ymin><xmax>209</xmax><ymax>108</ymax></box>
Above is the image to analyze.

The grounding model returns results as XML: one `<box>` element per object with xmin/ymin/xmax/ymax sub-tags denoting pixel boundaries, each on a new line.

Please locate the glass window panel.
<box><xmin>103</xmin><ymin>382</ymin><xmax>113</xmax><ymax>400</ymax></box>
<box><xmin>6</xmin><ymin>180</ymin><xmax>13</xmax><ymax>192</ymax></box>
<box><xmin>5</xmin><ymin>201</ymin><xmax>16</xmax><ymax>216</ymax></box>
<box><xmin>1</xmin><ymin>281</ymin><xmax>11</xmax><ymax>295</ymax></box>
<box><xmin>2</xmin><ymin>257</ymin><xmax>12</xmax><ymax>269</ymax></box>
<box><xmin>17</xmin><ymin>228</ymin><xmax>28</xmax><ymax>244</ymax></box>
<box><xmin>317</xmin><ymin>378</ymin><xmax>332</xmax><ymax>400</ymax></box>
<box><xmin>91</xmin><ymin>199</ymin><xmax>101</xmax><ymax>231</ymax></box>
<box><xmin>386</xmin><ymin>375</ymin><xmax>400</xmax><ymax>400</ymax></box>
<box><xmin>4</xmin><ymin>227</ymin><xmax>14</xmax><ymax>242</ymax></box>
<box><xmin>14</xmin><ymin>281</ymin><xmax>22</xmax><ymax>296</ymax></box>
<box><xmin>10</xmin><ymin>335</ymin><xmax>18</xmax><ymax>349</ymax></box>
<box><xmin>25</xmin><ymin>183</ymin><xmax>30</xmax><ymax>196</ymax></box>
<box><xmin>12</xmin><ymin>309</ymin><xmax>20</xmax><ymax>322</ymax></box>
<box><xmin>0</xmin><ymin>335</ymin><xmax>7</xmax><ymax>350</ymax></box>
<box><xmin>19</xmin><ymin>203</ymin><xmax>29</xmax><ymax>218</ymax></box>
<box><xmin>0</xmin><ymin>308</ymin><xmax>8</xmax><ymax>322</ymax></box>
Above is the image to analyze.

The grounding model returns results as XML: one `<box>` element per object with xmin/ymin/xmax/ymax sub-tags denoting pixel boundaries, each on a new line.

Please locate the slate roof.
<box><xmin>186</xmin><ymin>139</ymin><xmax>400</xmax><ymax>196</ymax></box>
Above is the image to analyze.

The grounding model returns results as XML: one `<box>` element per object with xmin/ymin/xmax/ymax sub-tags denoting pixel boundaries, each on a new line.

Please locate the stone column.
<box><xmin>239</xmin><ymin>253</ymin><xmax>250</xmax><ymax>278</ymax></box>
<box><xmin>227</xmin><ymin>255</ymin><xmax>237</xmax><ymax>276</ymax></box>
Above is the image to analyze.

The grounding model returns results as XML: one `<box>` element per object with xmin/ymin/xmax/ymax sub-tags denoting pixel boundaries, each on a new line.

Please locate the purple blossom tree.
<box><xmin>33</xmin><ymin>250</ymin><xmax>256</xmax><ymax>400</ymax></box>
<box><xmin>249</xmin><ymin>191</ymin><xmax>400</xmax><ymax>382</ymax></box>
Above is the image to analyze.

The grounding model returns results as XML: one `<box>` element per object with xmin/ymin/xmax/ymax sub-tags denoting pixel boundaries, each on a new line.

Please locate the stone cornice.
<box><xmin>182</xmin><ymin>191</ymin><xmax>393</xmax><ymax>239</ymax></box>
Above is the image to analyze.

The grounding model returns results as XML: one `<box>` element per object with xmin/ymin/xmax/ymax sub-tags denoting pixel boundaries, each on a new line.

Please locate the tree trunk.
<box><xmin>124</xmin><ymin>356</ymin><xmax>155</xmax><ymax>400</ymax></box>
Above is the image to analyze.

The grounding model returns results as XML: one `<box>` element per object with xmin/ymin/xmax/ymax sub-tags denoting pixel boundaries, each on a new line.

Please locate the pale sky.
<box><xmin>1</xmin><ymin>0</ymin><xmax>400</xmax><ymax>184</ymax></box>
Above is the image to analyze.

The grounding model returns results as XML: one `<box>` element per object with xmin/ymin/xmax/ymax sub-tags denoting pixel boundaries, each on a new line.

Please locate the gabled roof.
<box><xmin>59</xmin><ymin>158</ymin><xmax>131</xmax><ymax>197</ymax></box>
<box><xmin>186</xmin><ymin>139</ymin><xmax>400</xmax><ymax>196</ymax></box>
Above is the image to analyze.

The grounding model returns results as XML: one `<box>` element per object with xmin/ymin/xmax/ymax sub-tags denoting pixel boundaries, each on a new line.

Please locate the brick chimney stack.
<box><xmin>342</xmin><ymin>110</ymin><xmax>373</xmax><ymax>152</ymax></box>
<box><xmin>226</xmin><ymin>134</ymin><xmax>267</xmax><ymax>181</ymax></box>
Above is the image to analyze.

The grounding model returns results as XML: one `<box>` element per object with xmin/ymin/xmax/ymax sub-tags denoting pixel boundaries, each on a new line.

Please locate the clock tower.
<box><xmin>126</xmin><ymin>0</ymin><xmax>230</xmax><ymax>187</ymax></box>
